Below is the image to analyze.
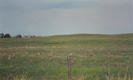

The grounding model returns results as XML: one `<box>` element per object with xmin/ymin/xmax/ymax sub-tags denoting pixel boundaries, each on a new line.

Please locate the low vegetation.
<box><xmin>0</xmin><ymin>34</ymin><xmax>133</xmax><ymax>80</ymax></box>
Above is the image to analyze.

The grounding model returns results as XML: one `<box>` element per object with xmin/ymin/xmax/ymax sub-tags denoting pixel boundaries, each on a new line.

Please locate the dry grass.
<box><xmin>105</xmin><ymin>74</ymin><xmax>133</xmax><ymax>80</ymax></box>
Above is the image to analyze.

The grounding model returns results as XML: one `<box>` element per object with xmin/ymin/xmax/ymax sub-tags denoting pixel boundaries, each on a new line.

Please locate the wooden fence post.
<box><xmin>67</xmin><ymin>56</ymin><xmax>72</xmax><ymax>80</ymax></box>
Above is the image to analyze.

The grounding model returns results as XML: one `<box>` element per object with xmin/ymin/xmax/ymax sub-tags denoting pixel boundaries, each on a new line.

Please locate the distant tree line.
<box><xmin>0</xmin><ymin>33</ymin><xmax>37</xmax><ymax>38</ymax></box>
<box><xmin>0</xmin><ymin>33</ymin><xmax>12</xmax><ymax>38</ymax></box>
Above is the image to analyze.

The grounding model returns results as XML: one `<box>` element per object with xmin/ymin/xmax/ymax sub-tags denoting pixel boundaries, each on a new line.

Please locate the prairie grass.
<box><xmin>0</xmin><ymin>34</ymin><xmax>133</xmax><ymax>80</ymax></box>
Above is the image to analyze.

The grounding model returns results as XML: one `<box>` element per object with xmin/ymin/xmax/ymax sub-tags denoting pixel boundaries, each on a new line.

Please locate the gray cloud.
<box><xmin>0</xmin><ymin>0</ymin><xmax>133</xmax><ymax>36</ymax></box>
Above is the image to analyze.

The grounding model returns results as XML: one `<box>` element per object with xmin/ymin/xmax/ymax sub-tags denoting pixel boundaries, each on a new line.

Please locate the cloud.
<box><xmin>0</xmin><ymin>0</ymin><xmax>133</xmax><ymax>35</ymax></box>
<box><xmin>0</xmin><ymin>0</ymin><xmax>99</xmax><ymax>11</ymax></box>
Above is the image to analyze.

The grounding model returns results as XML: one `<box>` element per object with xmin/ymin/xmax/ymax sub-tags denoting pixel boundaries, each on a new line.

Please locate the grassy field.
<box><xmin>0</xmin><ymin>34</ymin><xmax>133</xmax><ymax>80</ymax></box>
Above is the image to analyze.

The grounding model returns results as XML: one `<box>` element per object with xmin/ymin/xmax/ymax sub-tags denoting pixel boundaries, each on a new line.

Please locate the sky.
<box><xmin>0</xmin><ymin>0</ymin><xmax>133</xmax><ymax>36</ymax></box>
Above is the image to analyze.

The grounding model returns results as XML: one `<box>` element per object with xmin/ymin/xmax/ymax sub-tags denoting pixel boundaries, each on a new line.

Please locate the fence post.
<box><xmin>67</xmin><ymin>55</ymin><xmax>72</xmax><ymax>80</ymax></box>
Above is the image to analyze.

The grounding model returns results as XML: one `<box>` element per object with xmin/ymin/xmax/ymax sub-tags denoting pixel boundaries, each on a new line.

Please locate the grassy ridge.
<box><xmin>0</xmin><ymin>34</ymin><xmax>133</xmax><ymax>80</ymax></box>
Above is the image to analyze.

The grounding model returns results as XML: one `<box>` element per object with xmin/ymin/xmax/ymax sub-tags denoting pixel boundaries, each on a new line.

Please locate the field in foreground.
<box><xmin>0</xmin><ymin>34</ymin><xmax>133</xmax><ymax>80</ymax></box>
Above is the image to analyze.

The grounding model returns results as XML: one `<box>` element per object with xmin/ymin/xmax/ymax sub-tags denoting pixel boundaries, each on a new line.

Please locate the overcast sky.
<box><xmin>0</xmin><ymin>0</ymin><xmax>133</xmax><ymax>36</ymax></box>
